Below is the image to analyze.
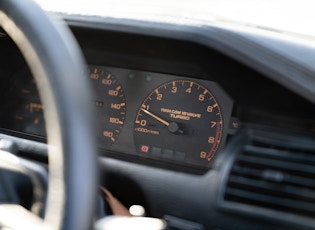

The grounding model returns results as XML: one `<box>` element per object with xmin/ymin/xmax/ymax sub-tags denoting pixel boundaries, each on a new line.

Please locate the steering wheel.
<box><xmin>0</xmin><ymin>0</ymin><xmax>98</xmax><ymax>229</ymax></box>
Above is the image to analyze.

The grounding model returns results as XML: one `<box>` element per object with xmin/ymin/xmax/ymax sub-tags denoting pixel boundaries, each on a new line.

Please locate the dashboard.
<box><xmin>1</xmin><ymin>25</ymin><xmax>315</xmax><ymax>174</ymax></box>
<box><xmin>2</xmin><ymin>10</ymin><xmax>315</xmax><ymax>229</ymax></box>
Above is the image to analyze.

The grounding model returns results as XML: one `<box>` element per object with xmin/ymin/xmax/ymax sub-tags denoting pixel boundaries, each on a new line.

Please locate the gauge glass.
<box><xmin>134</xmin><ymin>80</ymin><xmax>223</xmax><ymax>166</ymax></box>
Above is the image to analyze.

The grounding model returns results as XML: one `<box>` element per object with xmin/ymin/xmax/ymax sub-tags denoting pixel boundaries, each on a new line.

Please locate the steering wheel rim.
<box><xmin>0</xmin><ymin>0</ymin><xmax>98</xmax><ymax>229</ymax></box>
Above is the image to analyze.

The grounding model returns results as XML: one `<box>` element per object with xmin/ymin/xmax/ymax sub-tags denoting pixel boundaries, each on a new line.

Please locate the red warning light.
<box><xmin>140</xmin><ymin>145</ymin><xmax>150</xmax><ymax>153</ymax></box>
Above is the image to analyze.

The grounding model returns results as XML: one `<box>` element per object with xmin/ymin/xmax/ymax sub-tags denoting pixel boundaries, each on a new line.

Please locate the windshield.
<box><xmin>35</xmin><ymin>0</ymin><xmax>315</xmax><ymax>40</ymax></box>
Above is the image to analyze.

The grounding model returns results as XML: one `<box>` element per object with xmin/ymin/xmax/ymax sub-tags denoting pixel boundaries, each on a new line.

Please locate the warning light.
<box><xmin>140</xmin><ymin>145</ymin><xmax>150</xmax><ymax>153</ymax></box>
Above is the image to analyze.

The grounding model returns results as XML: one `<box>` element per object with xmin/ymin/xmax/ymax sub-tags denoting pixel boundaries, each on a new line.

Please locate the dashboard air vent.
<box><xmin>223</xmin><ymin>131</ymin><xmax>315</xmax><ymax>218</ymax></box>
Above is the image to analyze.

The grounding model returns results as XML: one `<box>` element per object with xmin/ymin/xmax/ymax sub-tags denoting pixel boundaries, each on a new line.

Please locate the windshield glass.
<box><xmin>35</xmin><ymin>0</ymin><xmax>315</xmax><ymax>39</ymax></box>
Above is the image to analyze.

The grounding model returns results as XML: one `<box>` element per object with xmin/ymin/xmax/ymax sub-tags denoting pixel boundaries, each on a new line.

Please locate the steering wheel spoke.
<box><xmin>0</xmin><ymin>148</ymin><xmax>47</xmax><ymax>216</ymax></box>
<box><xmin>0</xmin><ymin>204</ymin><xmax>44</xmax><ymax>230</ymax></box>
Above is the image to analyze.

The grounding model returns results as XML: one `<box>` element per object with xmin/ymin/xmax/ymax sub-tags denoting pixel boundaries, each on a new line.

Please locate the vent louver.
<box><xmin>223</xmin><ymin>131</ymin><xmax>315</xmax><ymax>218</ymax></box>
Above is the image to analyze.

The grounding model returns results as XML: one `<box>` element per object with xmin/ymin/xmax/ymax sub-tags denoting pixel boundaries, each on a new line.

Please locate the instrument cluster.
<box><xmin>1</xmin><ymin>65</ymin><xmax>234</xmax><ymax>169</ymax></box>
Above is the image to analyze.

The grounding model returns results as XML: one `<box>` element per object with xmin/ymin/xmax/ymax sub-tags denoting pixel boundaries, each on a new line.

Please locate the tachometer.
<box><xmin>134</xmin><ymin>80</ymin><xmax>223</xmax><ymax>166</ymax></box>
<box><xmin>88</xmin><ymin>66</ymin><xmax>126</xmax><ymax>146</ymax></box>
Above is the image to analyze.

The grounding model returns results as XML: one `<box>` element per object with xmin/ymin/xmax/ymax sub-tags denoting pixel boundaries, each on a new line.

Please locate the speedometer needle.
<box><xmin>141</xmin><ymin>108</ymin><xmax>184</xmax><ymax>134</ymax></box>
<box><xmin>141</xmin><ymin>108</ymin><xmax>170</xmax><ymax>126</ymax></box>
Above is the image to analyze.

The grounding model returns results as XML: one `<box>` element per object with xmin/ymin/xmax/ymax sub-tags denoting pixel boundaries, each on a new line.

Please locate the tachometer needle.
<box><xmin>141</xmin><ymin>108</ymin><xmax>170</xmax><ymax>126</ymax></box>
<box><xmin>141</xmin><ymin>108</ymin><xmax>184</xmax><ymax>134</ymax></box>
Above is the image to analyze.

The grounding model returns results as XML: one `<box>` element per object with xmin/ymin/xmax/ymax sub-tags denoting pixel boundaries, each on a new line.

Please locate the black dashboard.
<box><xmin>2</xmin><ymin>14</ymin><xmax>315</xmax><ymax>229</ymax></box>
<box><xmin>1</xmin><ymin>25</ymin><xmax>315</xmax><ymax>173</ymax></box>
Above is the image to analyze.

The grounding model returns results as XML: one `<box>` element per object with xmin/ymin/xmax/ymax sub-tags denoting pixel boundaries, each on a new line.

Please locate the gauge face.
<box><xmin>0</xmin><ymin>67</ymin><xmax>46</xmax><ymax>137</ymax></box>
<box><xmin>88</xmin><ymin>66</ymin><xmax>126</xmax><ymax>146</ymax></box>
<box><xmin>134</xmin><ymin>80</ymin><xmax>223</xmax><ymax>166</ymax></box>
<box><xmin>13</xmin><ymin>77</ymin><xmax>45</xmax><ymax>136</ymax></box>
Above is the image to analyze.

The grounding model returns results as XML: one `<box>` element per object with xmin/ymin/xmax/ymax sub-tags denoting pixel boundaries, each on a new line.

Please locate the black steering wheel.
<box><xmin>0</xmin><ymin>0</ymin><xmax>98</xmax><ymax>229</ymax></box>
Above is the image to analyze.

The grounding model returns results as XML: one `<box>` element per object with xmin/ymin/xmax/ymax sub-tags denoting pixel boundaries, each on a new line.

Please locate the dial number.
<box><xmin>88</xmin><ymin>66</ymin><xmax>126</xmax><ymax>146</ymax></box>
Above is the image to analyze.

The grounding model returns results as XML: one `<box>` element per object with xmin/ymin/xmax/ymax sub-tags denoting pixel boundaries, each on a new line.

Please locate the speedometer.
<box><xmin>88</xmin><ymin>66</ymin><xmax>126</xmax><ymax>146</ymax></box>
<box><xmin>134</xmin><ymin>80</ymin><xmax>223</xmax><ymax>167</ymax></box>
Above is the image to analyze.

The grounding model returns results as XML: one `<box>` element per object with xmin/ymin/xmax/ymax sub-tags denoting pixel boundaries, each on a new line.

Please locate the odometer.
<box><xmin>134</xmin><ymin>80</ymin><xmax>223</xmax><ymax>167</ymax></box>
